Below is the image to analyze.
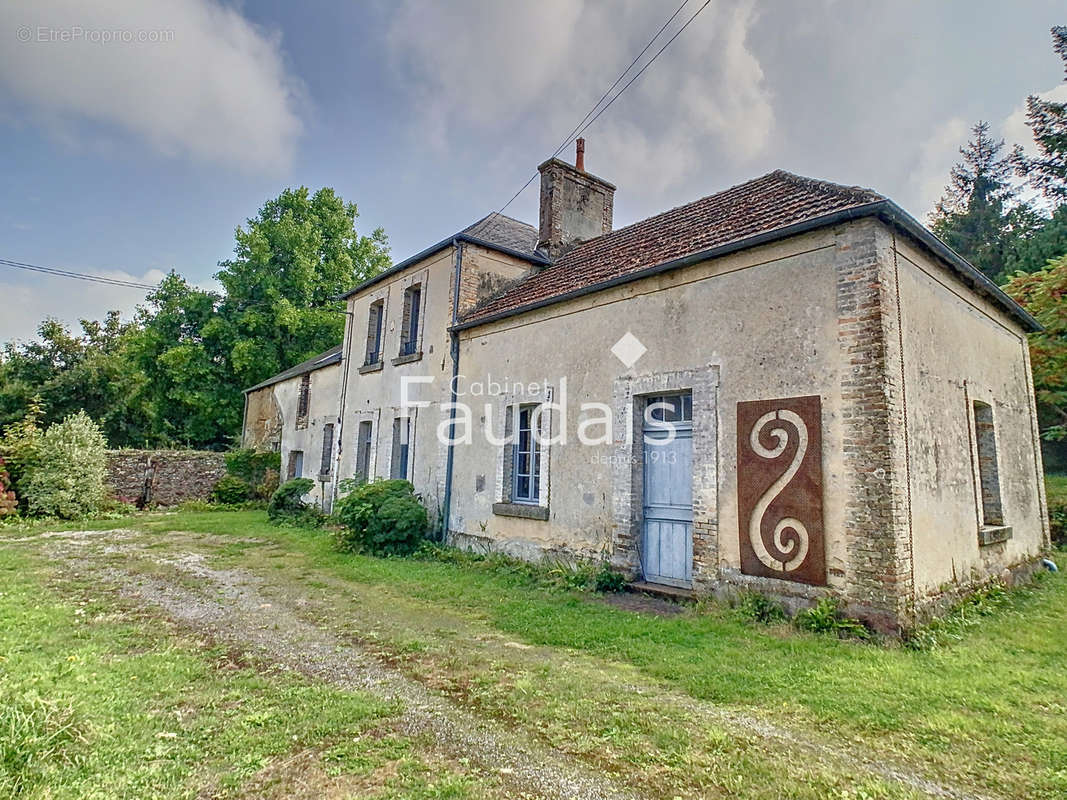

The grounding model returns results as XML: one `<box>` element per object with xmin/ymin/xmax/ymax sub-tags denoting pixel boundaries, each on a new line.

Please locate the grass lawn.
<box><xmin>2</xmin><ymin>508</ymin><xmax>1065</xmax><ymax>799</ymax></box>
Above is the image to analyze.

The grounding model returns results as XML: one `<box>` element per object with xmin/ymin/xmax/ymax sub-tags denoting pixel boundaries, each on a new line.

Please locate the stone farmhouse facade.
<box><xmin>243</xmin><ymin>144</ymin><xmax>1049</xmax><ymax>632</ymax></box>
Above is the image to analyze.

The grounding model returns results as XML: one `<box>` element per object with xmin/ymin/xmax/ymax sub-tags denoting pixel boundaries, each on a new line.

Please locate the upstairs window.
<box><xmin>399</xmin><ymin>284</ymin><xmax>422</xmax><ymax>357</ymax></box>
<box><xmin>973</xmin><ymin>401</ymin><xmax>1004</xmax><ymax>527</ymax></box>
<box><xmin>296</xmin><ymin>374</ymin><xmax>311</xmax><ymax>428</ymax></box>
<box><xmin>391</xmin><ymin>416</ymin><xmax>410</xmax><ymax>480</ymax></box>
<box><xmin>512</xmin><ymin>405</ymin><xmax>541</xmax><ymax>504</ymax></box>
<box><xmin>365</xmin><ymin>300</ymin><xmax>384</xmax><ymax>365</ymax></box>
<box><xmin>355</xmin><ymin>420</ymin><xmax>373</xmax><ymax>483</ymax></box>
<box><xmin>319</xmin><ymin>423</ymin><xmax>335</xmax><ymax>476</ymax></box>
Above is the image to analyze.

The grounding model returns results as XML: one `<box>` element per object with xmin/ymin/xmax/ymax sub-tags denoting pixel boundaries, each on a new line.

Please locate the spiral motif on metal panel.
<box><xmin>747</xmin><ymin>409</ymin><xmax>809</xmax><ymax>572</ymax></box>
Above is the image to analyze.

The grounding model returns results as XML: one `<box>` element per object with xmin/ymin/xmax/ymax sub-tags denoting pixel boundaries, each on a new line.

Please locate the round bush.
<box><xmin>334</xmin><ymin>479</ymin><xmax>428</xmax><ymax>555</ymax></box>
<box><xmin>22</xmin><ymin>411</ymin><xmax>107</xmax><ymax>519</ymax></box>
<box><xmin>267</xmin><ymin>478</ymin><xmax>321</xmax><ymax>525</ymax></box>
<box><xmin>210</xmin><ymin>475</ymin><xmax>253</xmax><ymax>505</ymax></box>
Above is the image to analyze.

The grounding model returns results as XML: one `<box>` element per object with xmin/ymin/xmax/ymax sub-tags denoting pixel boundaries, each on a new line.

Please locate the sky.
<box><xmin>1</xmin><ymin>0</ymin><xmax>1065</xmax><ymax>344</ymax></box>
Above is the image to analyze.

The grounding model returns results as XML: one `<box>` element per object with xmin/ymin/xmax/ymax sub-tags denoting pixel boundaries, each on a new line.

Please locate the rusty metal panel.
<box><xmin>736</xmin><ymin>395</ymin><xmax>825</xmax><ymax>586</ymax></box>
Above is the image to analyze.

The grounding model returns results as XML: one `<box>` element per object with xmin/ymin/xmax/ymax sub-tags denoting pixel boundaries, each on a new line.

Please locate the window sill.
<box><xmin>358</xmin><ymin>361</ymin><xmax>383</xmax><ymax>375</ymax></box>
<box><xmin>492</xmin><ymin>502</ymin><xmax>548</xmax><ymax>521</ymax></box>
<box><xmin>391</xmin><ymin>351</ymin><xmax>423</xmax><ymax>367</ymax></box>
<box><xmin>295</xmin><ymin>418</ymin><xmax>308</xmax><ymax>430</ymax></box>
<box><xmin>978</xmin><ymin>524</ymin><xmax>1012</xmax><ymax>546</ymax></box>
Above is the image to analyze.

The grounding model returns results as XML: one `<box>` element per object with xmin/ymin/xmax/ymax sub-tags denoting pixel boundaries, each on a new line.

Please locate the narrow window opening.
<box><xmin>391</xmin><ymin>416</ymin><xmax>410</xmax><ymax>480</ymax></box>
<box><xmin>973</xmin><ymin>401</ymin><xmax>1004</xmax><ymax>527</ymax></box>
<box><xmin>296</xmin><ymin>374</ymin><xmax>310</xmax><ymax>427</ymax></box>
<box><xmin>355</xmin><ymin>420</ymin><xmax>373</xmax><ymax>483</ymax></box>
<box><xmin>365</xmin><ymin>301</ymin><xmax>384</xmax><ymax>365</ymax></box>
<box><xmin>319</xmin><ymin>423</ymin><xmax>334</xmax><ymax>476</ymax></box>
<box><xmin>512</xmin><ymin>405</ymin><xmax>541</xmax><ymax>504</ymax></box>
<box><xmin>399</xmin><ymin>284</ymin><xmax>421</xmax><ymax>357</ymax></box>
<box><xmin>287</xmin><ymin>450</ymin><xmax>304</xmax><ymax>480</ymax></box>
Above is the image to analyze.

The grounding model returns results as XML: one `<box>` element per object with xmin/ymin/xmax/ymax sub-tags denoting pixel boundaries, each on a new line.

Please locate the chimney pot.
<box><xmin>575</xmin><ymin>138</ymin><xmax>585</xmax><ymax>172</ymax></box>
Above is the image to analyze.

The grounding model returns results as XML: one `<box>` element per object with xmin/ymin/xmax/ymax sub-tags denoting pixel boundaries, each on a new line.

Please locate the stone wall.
<box><xmin>106</xmin><ymin>450</ymin><xmax>226</xmax><ymax>508</ymax></box>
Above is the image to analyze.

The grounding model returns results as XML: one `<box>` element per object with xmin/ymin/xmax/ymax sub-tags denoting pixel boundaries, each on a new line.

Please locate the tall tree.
<box><xmin>127</xmin><ymin>273</ymin><xmax>236</xmax><ymax>449</ymax></box>
<box><xmin>929</xmin><ymin>121</ymin><xmax>1033</xmax><ymax>282</ymax></box>
<box><xmin>216</xmin><ymin>187</ymin><xmax>390</xmax><ymax>391</ymax></box>
<box><xmin>1004</xmin><ymin>253</ymin><xmax>1067</xmax><ymax>440</ymax></box>
<box><xmin>1014</xmin><ymin>26</ymin><xmax>1067</xmax><ymax>203</ymax></box>
<box><xmin>0</xmin><ymin>313</ymin><xmax>151</xmax><ymax>447</ymax></box>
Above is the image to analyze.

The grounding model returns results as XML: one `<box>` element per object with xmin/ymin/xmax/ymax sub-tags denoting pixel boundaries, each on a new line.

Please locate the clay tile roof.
<box><xmin>459</xmin><ymin>170</ymin><xmax>885</xmax><ymax>325</ymax></box>
<box><xmin>244</xmin><ymin>345</ymin><xmax>342</xmax><ymax>393</ymax></box>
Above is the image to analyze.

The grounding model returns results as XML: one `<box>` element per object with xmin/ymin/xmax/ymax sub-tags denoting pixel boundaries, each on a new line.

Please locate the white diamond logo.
<box><xmin>611</xmin><ymin>331</ymin><xmax>647</xmax><ymax>368</ymax></box>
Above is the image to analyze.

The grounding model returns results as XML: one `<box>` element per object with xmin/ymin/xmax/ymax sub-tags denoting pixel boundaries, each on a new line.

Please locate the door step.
<box><xmin>627</xmin><ymin>581</ymin><xmax>696</xmax><ymax>602</ymax></box>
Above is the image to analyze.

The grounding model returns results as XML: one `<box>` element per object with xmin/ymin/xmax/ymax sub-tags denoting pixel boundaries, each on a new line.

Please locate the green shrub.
<box><xmin>267</xmin><ymin>478</ymin><xmax>323</xmax><ymax>526</ymax></box>
<box><xmin>0</xmin><ymin>401</ymin><xmax>44</xmax><ymax>511</ymax></box>
<box><xmin>210</xmin><ymin>475</ymin><xmax>254</xmax><ymax>505</ymax></box>
<box><xmin>334</xmin><ymin>479</ymin><xmax>428</xmax><ymax>555</ymax></box>
<box><xmin>225</xmin><ymin>449</ymin><xmax>282</xmax><ymax>499</ymax></box>
<box><xmin>794</xmin><ymin>596</ymin><xmax>870</xmax><ymax>640</ymax></box>
<box><xmin>21</xmin><ymin>411</ymin><xmax>108</xmax><ymax>519</ymax></box>
<box><xmin>593</xmin><ymin>563</ymin><xmax>627</xmax><ymax>593</ymax></box>
<box><xmin>735</xmin><ymin>591</ymin><xmax>787</xmax><ymax>624</ymax></box>
<box><xmin>0</xmin><ymin>690</ymin><xmax>82</xmax><ymax>796</ymax></box>
<box><xmin>0</xmin><ymin>458</ymin><xmax>17</xmax><ymax>518</ymax></box>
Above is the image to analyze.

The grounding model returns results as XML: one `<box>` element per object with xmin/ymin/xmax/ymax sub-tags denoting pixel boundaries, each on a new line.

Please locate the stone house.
<box><xmin>245</xmin><ymin>143</ymin><xmax>1049</xmax><ymax>631</ymax></box>
<box><xmin>243</xmin><ymin>345</ymin><xmax>342</xmax><ymax>511</ymax></box>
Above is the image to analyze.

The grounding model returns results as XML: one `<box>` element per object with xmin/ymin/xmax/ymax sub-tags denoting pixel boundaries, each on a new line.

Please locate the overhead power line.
<box><xmin>0</xmin><ymin>257</ymin><xmax>159</xmax><ymax>290</ymax></box>
<box><xmin>472</xmin><ymin>0</ymin><xmax>713</xmax><ymax>240</ymax></box>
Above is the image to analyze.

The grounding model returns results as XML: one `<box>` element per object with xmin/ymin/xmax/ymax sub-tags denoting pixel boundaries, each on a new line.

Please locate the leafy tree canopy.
<box><xmin>0</xmin><ymin>186</ymin><xmax>389</xmax><ymax>450</ymax></box>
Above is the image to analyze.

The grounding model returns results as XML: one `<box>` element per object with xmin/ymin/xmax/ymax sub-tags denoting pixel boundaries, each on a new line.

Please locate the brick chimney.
<box><xmin>536</xmin><ymin>139</ymin><xmax>615</xmax><ymax>259</ymax></box>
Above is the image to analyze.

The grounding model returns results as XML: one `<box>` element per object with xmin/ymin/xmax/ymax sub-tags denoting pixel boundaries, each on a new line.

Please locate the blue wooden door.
<box><xmin>642</xmin><ymin>424</ymin><xmax>693</xmax><ymax>587</ymax></box>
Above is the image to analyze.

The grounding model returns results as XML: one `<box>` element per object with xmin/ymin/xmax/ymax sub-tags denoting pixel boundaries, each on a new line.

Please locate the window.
<box><xmin>645</xmin><ymin>393</ymin><xmax>692</xmax><ymax>424</ymax></box>
<box><xmin>319</xmin><ymin>423</ymin><xmax>334</xmax><ymax>476</ymax></box>
<box><xmin>391</xmin><ymin>416</ymin><xmax>410</xmax><ymax>480</ymax></box>
<box><xmin>365</xmin><ymin>300</ymin><xmax>384</xmax><ymax>365</ymax></box>
<box><xmin>355</xmin><ymin>420</ymin><xmax>373</xmax><ymax>483</ymax></box>
<box><xmin>287</xmin><ymin>450</ymin><xmax>304</xmax><ymax>480</ymax></box>
<box><xmin>512</xmin><ymin>405</ymin><xmax>541</xmax><ymax>504</ymax></box>
<box><xmin>399</xmin><ymin>284</ymin><xmax>421</xmax><ymax>357</ymax></box>
<box><xmin>973</xmin><ymin>401</ymin><xmax>1004</xmax><ymax>527</ymax></box>
<box><xmin>296</xmin><ymin>374</ymin><xmax>310</xmax><ymax>428</ymax></box>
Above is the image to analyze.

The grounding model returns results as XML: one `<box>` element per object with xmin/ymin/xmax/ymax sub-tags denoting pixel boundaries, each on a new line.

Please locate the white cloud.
<box><xmin>1003</xmin><ymin>83</ymin><xmax>1067</xmax><ymax>157</ymax></box>
<box><xmin>908</xmin><ymin>116</ymin><xmax>969</xmax><ymax>219</ymax></box>
<box><xmin>0</xmin><ymin>267</ymin><xmax>168</xmax><ymax>344</ymax></box>
<box><xmin>386</xmin><ymin>0</ymin><xmax>773</xmax><ymax>195</ymax></box>
<box><xmin>0</xmin><ymin>0</ymin><xmax>302</xmax><ymax>172</ymax></box>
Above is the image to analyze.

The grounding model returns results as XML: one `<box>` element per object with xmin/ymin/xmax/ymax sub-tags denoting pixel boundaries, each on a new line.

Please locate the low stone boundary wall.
<box><xmin>106</xmin><ymin>450</ymin><xmax>226</xmax><ymax>508</ymax></box>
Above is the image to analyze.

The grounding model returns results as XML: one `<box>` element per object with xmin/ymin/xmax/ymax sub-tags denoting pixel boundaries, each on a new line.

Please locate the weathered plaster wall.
<box><xmin>275</xmin><ymin>362</ymin><xmax>341</xmax><ymax>511</ymax></box>
<box><xmin>338</xmin><ymin>244</ymin><xmax>537</xmax><ymax>516</ymax></box>
<box><xmin>243</xmin><ymin>386</ymin><xmax>281</xmax><ymax>449</ymax></box>
<box><xmin>892</xmin><ymin>234</ymin><xmax>1047</xmax><ymax>603</ymax></box>
<box><xmin>105</xmin><ymin>450</ymin><xmax>226</xmax><ymax>507</ymax></box>
<box><xmin>450</xmin><ymin>224</ymin><xmax>860</xmax><ymax>595</ymax></box>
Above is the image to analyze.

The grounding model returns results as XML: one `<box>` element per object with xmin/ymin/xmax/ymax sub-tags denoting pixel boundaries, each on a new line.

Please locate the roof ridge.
<box><xmin>769</xmin><ymin>169</ymin><xmax>884</xmax><ymax>204</ymax></box>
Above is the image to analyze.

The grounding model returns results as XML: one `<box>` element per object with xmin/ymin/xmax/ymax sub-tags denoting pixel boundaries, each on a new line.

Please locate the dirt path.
<box><xmin>34</xmin><ymin>528</ymin><xmax>994</xmax><ymax>800</ymax></box>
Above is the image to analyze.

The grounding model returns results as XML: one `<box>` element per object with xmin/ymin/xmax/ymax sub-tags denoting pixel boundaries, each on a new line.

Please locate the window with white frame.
<box><xmin>511</xmin><ymin>405</ymin><xmax>541</xmax><ymax>504</ymax></box>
